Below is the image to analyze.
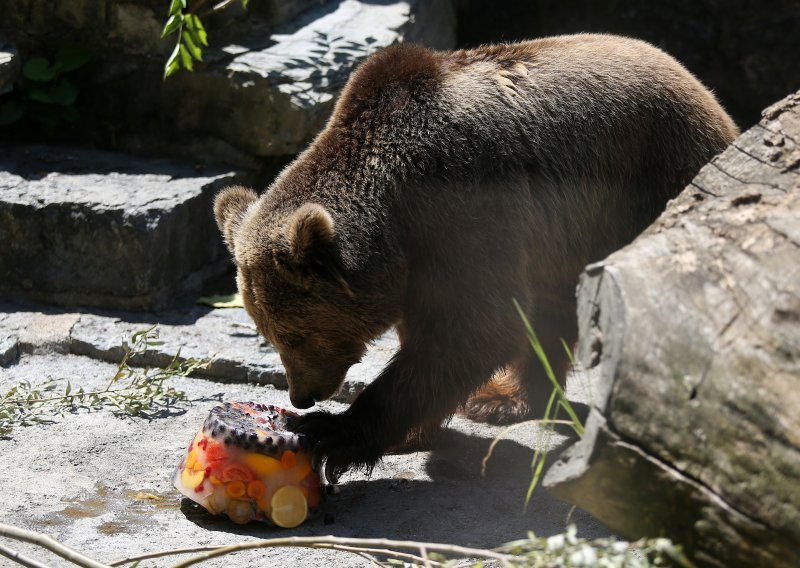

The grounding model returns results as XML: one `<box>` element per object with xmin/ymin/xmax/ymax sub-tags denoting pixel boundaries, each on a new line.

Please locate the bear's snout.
<box><xmin>282</xmin><ymin>352</ymin><xmax>354</xmax><ymax>410</ymax></box>
<box><xmin>290</xmin><ymin>393</ymin><xmax>316</xmax><ymax>409</ymax></box>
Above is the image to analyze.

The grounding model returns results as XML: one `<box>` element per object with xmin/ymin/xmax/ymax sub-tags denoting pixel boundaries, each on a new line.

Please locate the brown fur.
<box><xmin>214</xmin><ymin>35</ymin><xmax>738</xmax><ymax>481</ymax></box>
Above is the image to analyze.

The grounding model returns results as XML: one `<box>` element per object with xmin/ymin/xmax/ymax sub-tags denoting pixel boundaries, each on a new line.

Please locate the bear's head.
<box><xmin>214</xmin><ymin>186</ymin><xmax>378</xmax><ymax>409</ymax></box>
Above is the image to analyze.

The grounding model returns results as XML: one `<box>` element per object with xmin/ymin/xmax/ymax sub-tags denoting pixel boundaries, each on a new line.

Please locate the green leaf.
<box><xmin>181</xmin><ymin>30</ymin><xmax>202</xmax><ymax>61</ymax></box>
<box><xmin>164</xmin><ymin>42</ymin><xmax>182</xmax><ymax>78</ymax></box>
<box><xmin>241</xmin><ymin>0</ymin><xmax>250</xmax><ymax>9</ymax></box>
<box><xmin>49</xmin><ymin>80</ymin><xmax>78</xmax><ymax>105</ymax></box>
<box><xmin>23</xmin><ymin>58</ymin><xmax>56</xmax><ymax>82</ymax></box>
<box><xmin>162</xmin><ymin>14</ymin><xmax>183</xmax><ymax>38</ymax></box>
<box><xmin>197</xmin><ymin>293</ymin><xmax>244</xmax><ymax>308</ymax></box>
<box><xmin>54</xmin><ymin>47</ymin><xmax>90</xmax><ymax>73</ymax></box>
<box><xmin>186</xmin><ymin>14</ymin><xmax>208</xmax><ymax>47</ymax></box>
<box><xmin>25</xmin><ymin>85</ymin><xmax>54</xmax><ymax>104</ymax></box>
<box><xmin>168</xmin><ymin>0</ymin><xmax>186</xmax><ymax>16</ymax></box>
<box><xmin>179</xmin><ymin>44</ymin><xmax>194</xmax><ymax>71</ymax></box>
<box><xmin>65</xmin><ymin>382</ymin><xmax>71</xmax><ymax>396</ymax></box>
<box><xmin>0</xmin><ymin>100</ymin><xmax>25</xmax><ymax>125</ymax></box>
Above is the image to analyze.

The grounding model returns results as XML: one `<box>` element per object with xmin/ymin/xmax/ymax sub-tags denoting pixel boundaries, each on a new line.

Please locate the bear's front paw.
<box><xmin>290</xmin><ymin>411</ymin><xmax>384</xmax><ymax>483</ymax></box>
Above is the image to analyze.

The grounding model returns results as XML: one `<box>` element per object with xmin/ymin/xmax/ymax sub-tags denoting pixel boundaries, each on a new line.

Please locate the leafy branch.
<box><xmin>161</xmin><ymin>0</ymin><xmax>250</xmax><ymax>78</ymax></box>
<box><xmin>0</xmin><ymin>325</ymin><xmax>211</xmax><ymax>436</ymax></box>
<box><xmin>0</xmin><ymin>47</ymin><xmax>90</xmax><ymax>127</ymax></box>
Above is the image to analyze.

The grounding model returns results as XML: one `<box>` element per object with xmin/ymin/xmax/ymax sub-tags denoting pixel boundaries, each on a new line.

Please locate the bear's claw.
<box><xmin>289</xmin><ymin>411</ymin><xmax>384</xmax><ymax>483</ymax></box>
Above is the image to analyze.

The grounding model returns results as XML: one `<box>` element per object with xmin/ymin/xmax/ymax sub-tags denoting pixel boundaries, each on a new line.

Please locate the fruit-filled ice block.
<box><xmin>173</xmin><ymin>401</ymin><xmax>321</xmax><ymax>527</ymax></box>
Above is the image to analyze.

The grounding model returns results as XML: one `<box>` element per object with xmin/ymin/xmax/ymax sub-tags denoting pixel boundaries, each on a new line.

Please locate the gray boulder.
<box><xmin>160</xmin><ymin>0</ymin><xmax>456</xmax><ymax>159</ymax></box>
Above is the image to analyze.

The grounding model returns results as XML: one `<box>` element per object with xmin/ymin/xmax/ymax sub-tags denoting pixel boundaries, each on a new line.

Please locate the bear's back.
<box><xmin>296</xmin><ymin>35</ymin><xmax>737</xmax><ymax>199</ymax></box>
<box><xmin>260</xmin><ymin>36</ymin><xmax>737</xmax><ymax>284</ymax></box>
<box><xmin>439</xmin><ymin>35</ymin><xmax>737</xmax><ymax>181</ymax></box>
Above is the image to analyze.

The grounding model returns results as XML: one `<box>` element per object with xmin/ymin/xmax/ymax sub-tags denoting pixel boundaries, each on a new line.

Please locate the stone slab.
<box><xmin>1</xmin><ymin>0</ymin><xmax>325</xmax><ymax>53</ymax></box>
<box><xmin>19</xmin><ymin>312</ymin><xmax>79</xmax><ymax>355</ymax></box>
<box><xmin>1</xmin><ymin>301</ymin><xmax>599</xmax><ymax>406</ymax></box>
<box><xmin>0</xmin><ymin>309</ymin><xmax>77</xmax><ymax>360</ymax></box>
<box><xmin>0</xmin><ymin>146</ymin><xmax>247</xmax><ymax>311</ymax></box>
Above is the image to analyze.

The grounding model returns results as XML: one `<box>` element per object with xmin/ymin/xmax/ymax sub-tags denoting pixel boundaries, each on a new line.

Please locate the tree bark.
<box><xmin>545</xmin><ymin>91</ymin><xmax>800</xmax><ymax>568</ymax></box>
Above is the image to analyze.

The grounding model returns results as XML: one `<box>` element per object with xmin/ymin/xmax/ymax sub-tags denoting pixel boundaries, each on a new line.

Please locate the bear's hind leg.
<box><xmin>465</xmin><ymin>312</ymin><xmax>577</xmax><ymax>425</ymax></box>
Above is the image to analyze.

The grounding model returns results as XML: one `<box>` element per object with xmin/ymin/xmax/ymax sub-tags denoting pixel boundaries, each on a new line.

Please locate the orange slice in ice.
<box><xmin>225</xmin><ymin>480</ymin><xmax>246</xmax><ymax>498</ymax></box>
<box><xmin>242</xmin><ymin>453</ymin><xmax>281</xmax><ymax>477</ymax></box>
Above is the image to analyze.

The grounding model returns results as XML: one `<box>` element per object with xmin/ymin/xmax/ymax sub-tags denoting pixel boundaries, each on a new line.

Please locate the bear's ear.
<box><xmin>282</xmin><ymin>203</ymin><xmax>336</xmax><ymax>267</ymax></box>
<box><xmin>214</xmin><ymin>186</ymin><xmax>258</xmax><ymax>257</ymax></box>
<box><xmin>278</xmin><ymin>203</ymin><xmax>352</xmax><ymax>295</ymax></box>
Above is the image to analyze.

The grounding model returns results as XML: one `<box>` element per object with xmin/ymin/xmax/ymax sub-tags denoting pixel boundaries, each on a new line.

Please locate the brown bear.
<box><xmin>214</xmin><ymin>34</ymin><xmax>738</xmax><ymax>481</ymax></box>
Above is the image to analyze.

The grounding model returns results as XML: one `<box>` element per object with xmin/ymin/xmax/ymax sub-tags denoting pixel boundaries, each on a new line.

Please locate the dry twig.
<box><xmin>0</xmin><ymin>523</ymin><xmax>110</xmax><ymax>568</ymax></box>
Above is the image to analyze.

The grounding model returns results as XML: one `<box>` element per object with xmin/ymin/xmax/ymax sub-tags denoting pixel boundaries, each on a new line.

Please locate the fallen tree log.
<box><xmin>545</xmin><ymin>90</ymin><xmax>800</xmax><ymax>568</ymax></box>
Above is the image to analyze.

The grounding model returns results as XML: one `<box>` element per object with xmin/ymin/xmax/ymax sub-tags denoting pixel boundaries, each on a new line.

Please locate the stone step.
<box><xmin>0</xmin><ymin>304</ymin><xmax>399</xmax><ymax>404</ymax></box>
<box><xmin>0</xmin><ymin>145</ymin><xmax>248</xmax><ymax>310</ymax></box>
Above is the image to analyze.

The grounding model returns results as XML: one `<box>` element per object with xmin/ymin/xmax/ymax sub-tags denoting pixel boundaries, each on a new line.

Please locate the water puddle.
<box><xmin>35</xmin><ymin>483</ymin><xmax>179</xmax><ymax>535</ymax></box>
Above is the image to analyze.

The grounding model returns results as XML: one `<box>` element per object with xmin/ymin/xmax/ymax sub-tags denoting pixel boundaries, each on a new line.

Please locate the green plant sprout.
<box><xmin>0</xmin><ymin>325</ymin><xmax>211</xmax><ymax>436</ymax></box>
<box><xmin>162</xmin><ymin>0</ymin><xmax>250</xmax><ymax>79</ymax></box>
<box><xmin>0</xmin><ymin>47</ymin><xmax>90</xmax><ymax>126</ymax></box>
<box><xmin>482</xmin><ymin>300</ymin><xmax>585</xmax><ymax>511</ymax></box>
<box><xmin>515</xmin><ymin>299</ymin><xmax>585</xmax><ymax>509</ymax></box>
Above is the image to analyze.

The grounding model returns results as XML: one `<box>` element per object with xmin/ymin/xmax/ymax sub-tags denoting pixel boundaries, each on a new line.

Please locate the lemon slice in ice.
<box><xmin>270</xmin><ymin>485</ymin><xmax>308</xmax><ymax>528</ymax></box>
